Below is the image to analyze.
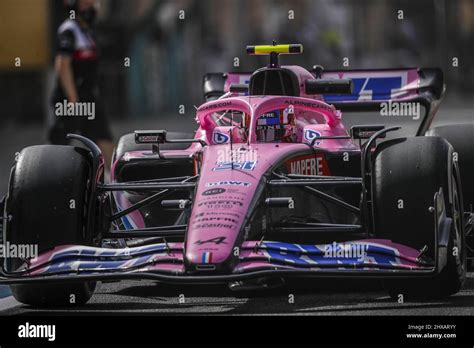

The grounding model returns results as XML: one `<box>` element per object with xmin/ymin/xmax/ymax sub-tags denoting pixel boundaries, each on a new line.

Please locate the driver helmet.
<box><xmin>256</xmin><ymin>105</ymin><xmax>298</xmax><ymax>142</ymax></box>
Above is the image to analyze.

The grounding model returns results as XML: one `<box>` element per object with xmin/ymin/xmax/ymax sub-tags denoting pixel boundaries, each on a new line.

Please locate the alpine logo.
<box><xmin>304</xmin><ymin>130</ymin><xmax>322</xmax><ymax>145</ymax></box>
<box><xmin>213</xmin><ymin>131</ymin><xmax>230</xmax><ymax>144</ymax></box>
<box><xmin>195</xmin><ymin>236</ymin><xmax>228</xmax><ymax>245</ymax></box>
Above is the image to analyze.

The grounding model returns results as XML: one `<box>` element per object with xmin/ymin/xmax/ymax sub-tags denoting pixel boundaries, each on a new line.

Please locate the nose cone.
<box><xmin>185</xmin><ymin>146</ymin><xmax>260</xmax><ymax>272</ymax></box>
<box><xmin>185</xmin><ymin>179</ymin><xmax>257</xmax><ymax>271</ymax></box>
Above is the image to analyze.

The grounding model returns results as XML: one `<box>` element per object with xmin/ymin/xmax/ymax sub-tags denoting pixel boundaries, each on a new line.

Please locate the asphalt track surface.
<box><xmin>0</xmin><ymin>100</ymin><xmax>473</xmax><ymax>315</ymax></box>
<box><xmin>0</xmin><ymin>274</ymin><xmax>474</xmax><ymax>315</ymax></box>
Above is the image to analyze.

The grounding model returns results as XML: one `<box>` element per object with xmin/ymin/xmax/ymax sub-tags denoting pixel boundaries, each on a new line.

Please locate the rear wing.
<box><xmin>203</xmin><ymin>68</ymin><xmax>445</xmax><ymax>136</ymax></box>
<box><xmin>322</xmin><ymin>68</ymin><xmax>445</xmax><ymax>136</ymax></box>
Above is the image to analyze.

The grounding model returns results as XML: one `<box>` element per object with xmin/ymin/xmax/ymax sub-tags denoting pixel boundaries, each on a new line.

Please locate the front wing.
<box><xmin>0</xmin><ymin>239</ymin><xmax>437</xmax><ymax>285</ymax></box>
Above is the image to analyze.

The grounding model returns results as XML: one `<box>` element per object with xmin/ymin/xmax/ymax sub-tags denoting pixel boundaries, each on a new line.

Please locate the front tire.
<box><xmin>5</xmin><ymin>145</ymin><xmax>97</xmax><ymax>307</ymax></box>
<box><xmin>373</xmin><ymin>137</ymin><xmax>466</xmax><ymax>300</ymax></box>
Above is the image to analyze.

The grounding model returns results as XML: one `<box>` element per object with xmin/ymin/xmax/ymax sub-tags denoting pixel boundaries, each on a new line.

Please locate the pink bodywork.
<box><xmin>110</xmin><ymin>94</ymin><xmax>361</xmax><ymax>268</ymax></box>
<box><xmin>101</xmin><ymin>66</ymin><xmax>426</xmax><ymax>274</ymax></box>
<box><xmin>5</xmin><ymin>66</ymin><xmax>434</xmax><ymax>281</ymax></box>
<box><xmin>185</xmin><ymin>96</ymin><xmax>357</xmax><ymax>266</ymax></box>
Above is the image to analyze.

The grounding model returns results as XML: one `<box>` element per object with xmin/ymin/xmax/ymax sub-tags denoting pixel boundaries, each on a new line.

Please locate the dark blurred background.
<box><xmin>0</xmin><ymin>0</ymin><xmax>473</xmax><ymax>192</ymax></box>
<box><xmin>0</xmin><ymin>0</ymin><xmax>472</xmax><ymax>122</ymax></box>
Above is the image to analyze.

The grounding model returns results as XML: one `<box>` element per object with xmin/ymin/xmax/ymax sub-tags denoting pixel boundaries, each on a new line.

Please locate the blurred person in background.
<box><xmin>49</xmin><ymin>0</ymin><xmax>114</xmax><ymax>169</ymax></box>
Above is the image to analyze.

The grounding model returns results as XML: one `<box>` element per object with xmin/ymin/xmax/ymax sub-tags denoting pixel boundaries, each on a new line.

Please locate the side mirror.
<box><xmin>351</xmin><ymin>125</ymin><xmax>385</xmax><ymax>139</ymax></box>
<box><xmin>305</xmin><ymin>79</ymin><xmax>353</xmax><ymax>95</ymax></box>
<box><xmin>135</xmin><ymin>130</ymin><xmax>167</xmax><ymax>144</ymax></box>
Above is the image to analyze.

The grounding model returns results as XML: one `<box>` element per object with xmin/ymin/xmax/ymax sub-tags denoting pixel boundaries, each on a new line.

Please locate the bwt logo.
<box><xmin>304</xmin><ymin>130</ymin><xmax>322</xmax><ymax>145</ymax></box>
<box><xmin>213</xmin><ymin>131</ymin><xmax>230</xmax><ymax>144</ymax></box>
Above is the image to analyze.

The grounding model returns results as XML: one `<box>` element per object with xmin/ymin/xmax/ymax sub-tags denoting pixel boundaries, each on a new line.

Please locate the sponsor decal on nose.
<box><xmin>202</xmin><ymin>252</ymin><xmax>213</xmax><ymax>264</ymax></box>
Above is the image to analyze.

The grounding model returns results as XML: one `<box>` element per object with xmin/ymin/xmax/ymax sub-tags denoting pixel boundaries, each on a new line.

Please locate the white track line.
<box><xmin>0</xmin><ymin>296</ymin><xmax>20</xmax><ymax>312</ymax></box>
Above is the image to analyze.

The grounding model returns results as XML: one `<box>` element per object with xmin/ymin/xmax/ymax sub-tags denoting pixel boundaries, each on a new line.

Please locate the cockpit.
<box><xmin>200</xmin><ymin>100</ymin><xmax>334</xmax><ymax>145</ymax></box>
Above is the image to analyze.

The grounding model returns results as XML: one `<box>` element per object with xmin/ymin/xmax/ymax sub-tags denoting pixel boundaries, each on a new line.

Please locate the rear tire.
<box><xmin>426</xmin><ymin>124</ymin><xmax>474</xmax><ymax>270</ymax></box>
<box><xmin>5</xmin><ymin>145</ymin><xmax>97</xmax><ymax>307</ymax></box>
<box><xmin>425</xmin><ymin>124</ymin><xmax>474</xmax><ymax>211</ymax></box>
<box><xmin>373</xmin><ymin>137</ymin><xmax>466</xmax><ymax>300</ymax></box>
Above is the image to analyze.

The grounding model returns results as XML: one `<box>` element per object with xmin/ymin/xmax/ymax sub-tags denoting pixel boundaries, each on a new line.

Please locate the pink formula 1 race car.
<box><xmin>1</xmin><ymin>43</ymin><xmax>473</xmax><ymax>307</ymax></box>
